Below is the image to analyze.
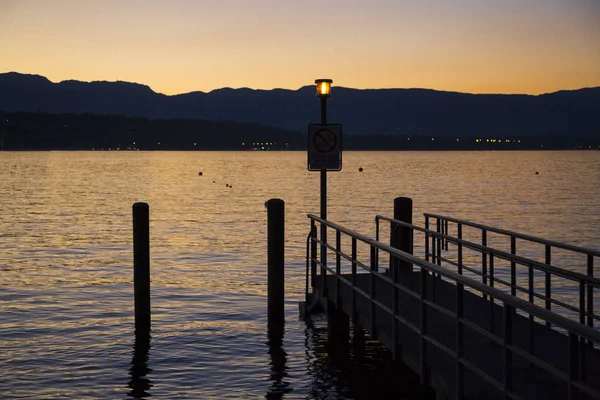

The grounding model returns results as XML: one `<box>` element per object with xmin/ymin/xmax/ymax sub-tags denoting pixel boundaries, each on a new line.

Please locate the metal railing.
<box><xmin>405</xmin><ymin>214</ymin><xmax>600</xmax><ymax>332</ymax></box>
<box><xmin>308</xmin><ymin>214</ymin><xmax>600</xmax><ymax>400</ymax></box>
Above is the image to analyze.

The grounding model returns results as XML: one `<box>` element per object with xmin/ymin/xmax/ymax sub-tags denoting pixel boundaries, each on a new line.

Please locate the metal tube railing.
<box><xmin>307</xmin><ymin>213</ymin><xmax>600</xmax><ymax>400</ymax></box>
<box><xmin>309</xmin><ymin>214</ymin><xmax>600</xmax><ymax>342</ymax></box>
<box><xmin>378</xmin><ymin>215</ymin><xmax>600</xmax><ymax>289</ymax></box>
<box><xmin>423</xmin><ymin>213</ymin><xmax>600</xmax><ymax>258</ymax></box>
<box><xmin>376</xmin><ymin>215</ymin><xmax>600</xmax><ymax>329</ymax></box>
<box><xmin>425</xmin><ymin>213</ymin><xmax>599</xmax><ymax>334</ymax></box>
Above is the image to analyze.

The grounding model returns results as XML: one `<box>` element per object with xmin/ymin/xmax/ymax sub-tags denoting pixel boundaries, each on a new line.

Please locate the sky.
<box><xmin>1</xmin><ymin>0</ymin><xmax>599</xmax><ymax>95</ymax></box>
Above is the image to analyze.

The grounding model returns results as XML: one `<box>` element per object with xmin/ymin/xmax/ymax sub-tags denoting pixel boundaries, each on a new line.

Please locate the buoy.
<box><xmin>535</xmin><ymin>171</ymin><xmax>539</xmax><ymax>175</ymax></box>
<box><xmin>359</xmin><ymin>167</ymin><xmax>364</xmax><ymax>172</ymax></box>
<box><xmin>199</xmin><ymin>172</ymin><xmax>203</xmax><ymax>176</ymax></box>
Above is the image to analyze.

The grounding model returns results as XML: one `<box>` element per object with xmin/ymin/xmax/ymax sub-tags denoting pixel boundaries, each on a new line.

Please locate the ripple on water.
<box><xmin>1</xmin><ymin>151</ymin><xmax>598</xmax><ymax>398</ymax></box>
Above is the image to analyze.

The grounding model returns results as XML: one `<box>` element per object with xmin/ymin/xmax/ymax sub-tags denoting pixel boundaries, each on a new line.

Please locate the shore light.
<box><xmin>315</xmin><ymin>79</ymin><xmax>332</xmax><ymax>97</ymax></box>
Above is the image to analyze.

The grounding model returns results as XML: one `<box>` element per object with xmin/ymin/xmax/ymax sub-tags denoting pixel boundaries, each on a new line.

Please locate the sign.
<box><xmin>307</xmin><ymin>124</ymin><xmax>342</xmax><ymax>171</ymax></box>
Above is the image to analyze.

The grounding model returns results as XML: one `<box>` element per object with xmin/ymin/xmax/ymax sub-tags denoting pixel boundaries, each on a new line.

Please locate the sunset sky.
<box><xmin>1</xmin><ymin>0</ymin><xmax>599</xmax><ymax>95</ymax></box>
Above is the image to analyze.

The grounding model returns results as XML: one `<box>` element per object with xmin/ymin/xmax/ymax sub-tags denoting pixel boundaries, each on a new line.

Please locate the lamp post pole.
<box><xmin>320</xmin><ymin>95</ymin><xmax>327</xmax><ymax>222</ymax></box>
<box><xmin>320</xmin><ymin>96</ymin><xmax>327</xmax><ymax>297</ymax></box>
<box><xmin>314</xmin><ymin>78</ymin><xmax>332</xmax><ymax>300</ymax></box>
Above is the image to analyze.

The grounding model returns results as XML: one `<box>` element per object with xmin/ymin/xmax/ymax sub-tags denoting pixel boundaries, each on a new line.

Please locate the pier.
<box><xmin>302</xmin><ymin>197</ymin><xmax>600</xmax><ymax>400</ymax></box>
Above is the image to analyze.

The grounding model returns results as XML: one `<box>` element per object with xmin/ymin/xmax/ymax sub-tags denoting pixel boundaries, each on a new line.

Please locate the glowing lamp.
<box><xmin>315</xmin><ymin>79</ymin><xmax>332</xmax><ymax>97</ymax></box>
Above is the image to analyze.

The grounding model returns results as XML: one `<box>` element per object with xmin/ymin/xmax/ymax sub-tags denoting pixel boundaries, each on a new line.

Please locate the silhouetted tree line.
<box><xmin>1</xmin><ymin>111</ymin><xmax>598</xmax><ymax>151</ymax></box>
<box><xmin>0</xmin><ymin>111</ymin><xmax>304</xmax><ymax>150</ymax></box>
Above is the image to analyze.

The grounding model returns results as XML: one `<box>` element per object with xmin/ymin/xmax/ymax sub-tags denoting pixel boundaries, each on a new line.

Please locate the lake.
<box><xmin>1</xmin><ymin>150</ymin><xmax>598</xmax><ymax>399</ymax></box>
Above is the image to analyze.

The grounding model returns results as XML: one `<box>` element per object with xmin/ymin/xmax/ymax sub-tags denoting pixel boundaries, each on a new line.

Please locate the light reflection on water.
<box><xmin>0</xmin><ymin>150</ymin><xmax>598</xmax><ymax>399</ymax></box>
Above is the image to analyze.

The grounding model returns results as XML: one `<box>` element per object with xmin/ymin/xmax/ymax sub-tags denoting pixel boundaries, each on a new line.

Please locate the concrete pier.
<box><xmin>314</xmin><ymin>272</ymin><xmax>600</xmax><ymax>400</ymax></box>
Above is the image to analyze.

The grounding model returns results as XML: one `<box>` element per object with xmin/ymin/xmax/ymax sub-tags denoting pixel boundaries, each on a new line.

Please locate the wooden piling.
<box><xmin>133</xmin><ymin>202</ymin><xmax>151</xmax><ymax>334</ymax></box>
<box><xmin>266</xmin><ymin>198</ymin><xmax>285</xmax><ymax>323</ymax></box>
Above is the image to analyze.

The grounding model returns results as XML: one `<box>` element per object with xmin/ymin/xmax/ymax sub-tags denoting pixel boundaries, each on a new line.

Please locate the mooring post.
<box><xmin>133</xmin><ymin>202</ymin><xmax>151</xmax><ymax>334</ymax></box>
<box><xmin>266</xmin><ymin>198</ymin><xmax>285</xmax><ymax>324</ymax></box>
<box><xmin>390</xmin><ymin>197</ymin><xmax>413</xmax><ymax>283</ymax></box>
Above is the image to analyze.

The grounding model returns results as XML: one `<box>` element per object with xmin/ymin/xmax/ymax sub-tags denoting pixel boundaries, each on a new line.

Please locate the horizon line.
<box><xmin>2</xmin><ymin>71</ymin><xmax>599</xmax><ymax>98</ymax></box>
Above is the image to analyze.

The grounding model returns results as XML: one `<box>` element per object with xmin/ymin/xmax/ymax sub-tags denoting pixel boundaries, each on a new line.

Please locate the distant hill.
<box><xmin>1</xmin><ymin>72</ymin><xmax>599</xmax><ymax>137</ymax></box>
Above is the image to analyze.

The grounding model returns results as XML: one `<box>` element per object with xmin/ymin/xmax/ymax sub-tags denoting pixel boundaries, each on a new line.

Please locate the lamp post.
<box><xmin>315</xmin><ymin>78</ymin><xmax>332</xmax><ymax>223</ymax></box>
<box><xmin>315</xmin><ymin>78</ymin><xmax>332</xmax><ymax>299</ymax></box>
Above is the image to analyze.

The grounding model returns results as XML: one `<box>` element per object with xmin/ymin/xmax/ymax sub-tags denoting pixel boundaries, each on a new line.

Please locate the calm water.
<box><xmin>1</xmin><ymin>151</ymin><xmax>599</xmax><ymax>399</ymax></box>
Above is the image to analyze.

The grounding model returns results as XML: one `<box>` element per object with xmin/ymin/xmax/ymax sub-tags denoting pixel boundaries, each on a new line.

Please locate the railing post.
<box><xmin>587</xmin><ymin>255</ymin><xmax>594</xmax><ymax>332</ymax></box>
<box><xmin>436</xmin><ymin>218</ymin><xmax>442</xmax><ymax>266</ymax></box>
<box><xmin>335</xmin><ymin>230</ymin><xmax>341</xmax><ymax>308</ymax></box>
<box><xmin>457</xmin><ymin>223</ymin><xmax>463</xmax><ymax>275</ymax></box>
<box><xmin>370</xmin><ymin>245</ymin><xmax>377</xmax><ymax>338</ymax></box>
<box><xmin>266</xmin><ymin>199</ymin><xmax>285</xmax><ymax>324</ymax></box>
<box><xmin>503</xmin><ymin>304</ymin><xmax>514</xmax><ymax>398</ymax></box>
<box><xmin>133</xmin><ymin>202</ymin><xmax>151</xmax><ymax>334</ymax></box>
<box><xmin>390</xmin><ymin>197</ymin><xmax>413</xmax><ymax>284</ymax></box>
<box><xmin>579</xmin><ymin>280</ymin><xmax>586</xmax><ymax>382</ymax></box>
<box><xmin>482</xmin><ymin>229</ymin><xmax>488</xmax><ymax>299</ymax></box>
<box><xmin>392</xmin><ymin>247</ymin><xmax>399</xmax><ymax>359</ymax></box>
<box><xmin>425</xmin><ymin>216</ymin><xmax>430</xmax><ymax>262</ymax></box>
<box><xmin>456</xmin><ymin>282</ymin><xmax>464</xmax><ymax>399</ymax></box>
<box><xmin>529</xmin><ymin>263</ymin><xmax>535</xmax><ymax>354</ymax></box>
<box><xmin>351</xmin><ymin>238</ymin><xmax>357</xmax><ymax>321</ymax></box>
<box><xmin>444</xmin><ymin>219</ymin><xmax>449</xmax><ymax>251</ymax></box>
<box><xmin>568</xmin><ymin>333</ymin><xmax>580</xmax><ymax>400</ymax></box>
<box><xmin>545</xmin><ymin>245</ymin><xmax>552</xmax><ymax>327</ymax></box>
<box><xmin>510</xmin><ymin>237</ymin><xmax>516</xmax><ymax>296</ymax></box>
<box><xmin>420</xmin><ymin>266</ymin><xmax>428</xmax><ymax>384</ymax></box>
<box><xmin>321</xmin><ymin>223</ymin><xmax>327</xmax><ymax>300</ymax></box>
<box><xmin>328</xmin><ymin>230</ymin><xmax>349</xmax><ymax>346</ymax></box>
<box><xmin>310</xmin><ymin>221</ymin><xmax>317</xmax><ymax>289</ymax></box>
<box><xmin>490</xmin><ymin>254</ymin><xmax>495</xmax><ymax>334</ymax></box>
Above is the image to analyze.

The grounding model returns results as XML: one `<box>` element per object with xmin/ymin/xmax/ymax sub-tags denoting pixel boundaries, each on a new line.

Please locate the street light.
<box><xmin>315</xmin><ymin>79</ymin><xmax>332</xmax><ymax>126</ymax></box>
<box><xmin>314</xmin><ymin>79</ymin><xmax>333</xmax><ymax>293</ymax></box>
<box><xmin>315</xmin><ymin>79</ymin><xmax>332</xmax><ymax>97</ymax></box>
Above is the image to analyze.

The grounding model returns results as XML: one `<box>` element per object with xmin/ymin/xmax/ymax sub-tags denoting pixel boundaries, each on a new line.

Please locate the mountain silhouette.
<box><xmin>1</xmin><ymin>72</ymin><xmax>598</xmax><ymax>137</ymax></box>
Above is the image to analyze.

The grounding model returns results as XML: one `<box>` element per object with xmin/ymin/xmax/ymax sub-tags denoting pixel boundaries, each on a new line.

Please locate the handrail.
<box><xmin>308</xmin><ymin>214</ymin><xmax>600</xmax><ymax>344</ymax></box>
<box><xmin>424</xmin><ymin>213</ymin><xmax>600</xmax><ymax>258</ymax></box>
<box><xmin>376</xmin><ymin>215</ymin><xmax>600</xmax><ymax>288</ymax></box>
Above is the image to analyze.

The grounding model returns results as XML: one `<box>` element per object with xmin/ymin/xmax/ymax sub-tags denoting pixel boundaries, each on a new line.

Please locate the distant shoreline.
<box><xmin>2</xmin><ymin>110</ymin><xmax>598</xmax><ymax>152</ymax></box>
<box><xmin>1</xmin><ymin>148</ymin><xmax>598</xmax><ymax>152</ymax></box>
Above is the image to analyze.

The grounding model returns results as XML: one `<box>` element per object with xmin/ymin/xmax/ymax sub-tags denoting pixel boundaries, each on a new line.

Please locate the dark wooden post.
<box><xmin>133</xmin><ymin>202</ymin><xmax>151</xmax><ymax>334</ymax></box>
<box><xmin>390</xmin><ymin>197</ymin><xmax>413</xmax><ymax>283</ymax></box>
<box><xmin>266</xmin><ymin>199</ymin><xmax>285</xmax><ymax>323</ymax></box>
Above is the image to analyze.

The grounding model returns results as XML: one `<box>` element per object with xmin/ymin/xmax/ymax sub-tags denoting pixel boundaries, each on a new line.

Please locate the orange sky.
<box><xmin>1</xmin><ymin>0</ymin><xmax>599</xmax><ymax>95</ymax></box>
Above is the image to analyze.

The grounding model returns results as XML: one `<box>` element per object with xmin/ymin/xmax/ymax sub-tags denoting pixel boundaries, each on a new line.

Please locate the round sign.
<box><xmin>313</xmin><ymin>128</ymin><xmax>337</xmax><ymax>153</ymax></box>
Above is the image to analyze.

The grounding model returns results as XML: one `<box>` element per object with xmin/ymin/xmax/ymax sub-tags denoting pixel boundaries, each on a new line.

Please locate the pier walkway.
<box><xmin>304</xmin><ymin>201</ymin><xmax>600</xmax><ymax>400</ymax></box>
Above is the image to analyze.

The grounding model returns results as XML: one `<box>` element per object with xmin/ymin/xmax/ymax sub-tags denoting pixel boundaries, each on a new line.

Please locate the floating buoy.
<box><xmin>359</xmin><ymin>167</ymin><xmax>364</xmax><ymax>172</ymax></box>
<box><xmin>535</xmin><ymin>171</ymin><xmax>539</xmax><ymax>175</ymax></box>
<box><xmin>199</xmin><ymin>172</ymin><xmax>203</xmax><ymax>176</ymax></box>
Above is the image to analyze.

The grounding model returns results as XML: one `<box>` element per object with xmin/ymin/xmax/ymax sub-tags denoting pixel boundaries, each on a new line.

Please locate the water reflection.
<box><xmin>2</xmin><ymin>151</ymin><xmax>597</xmax><ymax>398</ymax></box>
<box><xmin>304</xmin><ymin>315</ymin><xmax>435</xmax><ymax>400</ymax></box>
<box><xmin>266</xmin><ymin>322</ymin><xmax>291</xmax><ymax>399</ymax></box>
<box><xmin>128</xmin><ymin>331</ymin><xmax>153</xmax><ymax>399</ymax></box>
